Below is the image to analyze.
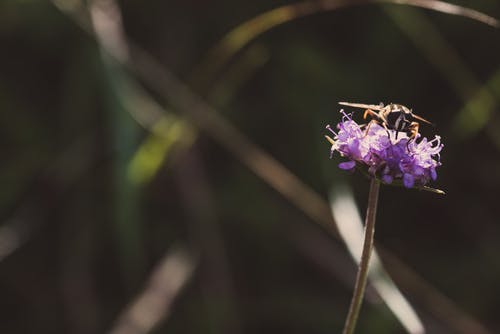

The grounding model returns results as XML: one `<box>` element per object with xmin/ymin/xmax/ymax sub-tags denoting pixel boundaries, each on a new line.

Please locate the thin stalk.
<box><xmin>342</xmin><ymin>178</ymin><xmax>380</xmax><ymax>334</ymax></box>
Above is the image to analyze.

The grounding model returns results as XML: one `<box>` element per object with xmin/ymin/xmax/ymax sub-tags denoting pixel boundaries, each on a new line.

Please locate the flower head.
<box><xmin>326</xmin><ymin>111</ymin><xmax>443</xmax><ymax>188</ymax></box>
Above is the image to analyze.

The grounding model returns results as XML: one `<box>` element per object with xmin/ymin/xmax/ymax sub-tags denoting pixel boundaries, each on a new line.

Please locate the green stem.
<box><xmin>342</xmin><ymin>178</ymin><xmax>380</xmax><ymax>334</ymax></box>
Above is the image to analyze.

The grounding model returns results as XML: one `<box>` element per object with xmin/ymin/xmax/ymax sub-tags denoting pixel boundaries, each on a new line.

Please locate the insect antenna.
<box><xmin>412</xmin><ymin>113</ymin><xmax>434</xmax><ymax>126</ymax></box>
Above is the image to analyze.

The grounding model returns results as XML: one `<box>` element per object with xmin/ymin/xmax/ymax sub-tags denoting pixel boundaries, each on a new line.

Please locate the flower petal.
<box><xmin>403</xmin><ymin>173</ymin><xmax>415</xmax><ymax>188</ymax></box>
<box><xmin>382</xmin><ymin>174</ymin><xmax>393</xmax><ymax>184</ymax></box>
<box><xmin>348</xmin><ymin>139</ymin><xmax>361</xmax><ymax>158</ymax></box>
<box><xmin>430</xmin><ymin>167</ymin><xmax>437</xmax><ymax>181</ymax></box>
<box><xmin>338</xmin><ymin>160</ymin><xmax>356</xmax><ymax>170</ymax></box>
<box><xmin>326</xmin><ymin>109</ymin><xmax>442</xmax><ymax>189</ymax></box>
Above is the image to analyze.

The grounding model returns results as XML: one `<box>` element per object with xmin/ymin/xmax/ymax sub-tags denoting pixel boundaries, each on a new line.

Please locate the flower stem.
<box><xmin>342</xmin><ymin>178</ymin><xmax>380</xmax><ymax>334</ymax></box>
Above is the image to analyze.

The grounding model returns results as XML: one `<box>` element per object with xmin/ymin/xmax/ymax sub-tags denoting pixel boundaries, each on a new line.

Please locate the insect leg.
<box><xmin>381</xmin><ymin>122</ymin><xmax>393</xmax><ymax>142</ymax></box>
<box><xmin>362</xmin><ymin>119</ymin><xmax>381</xmax><ymax>138</ymax></box>
<box><xmin>408</xmin><ymin>122</ymin><xmax>419</xmax><ymax>140</ymax></box>
<box><xmin>406</xmin><ymin>122</ymin><xmax>420</xmax><ymax>150</ymax></box>
<box><xmin>363</xmin><ymin>109</ymin><xmax>379</xmax><ymax>121</ymax></box>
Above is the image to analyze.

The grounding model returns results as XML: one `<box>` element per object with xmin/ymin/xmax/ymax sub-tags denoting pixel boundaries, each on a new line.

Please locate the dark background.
<box><xmin>1</xmin><ymin>0</ymin><xmax>500</xmax><ymax>333</ymax></box>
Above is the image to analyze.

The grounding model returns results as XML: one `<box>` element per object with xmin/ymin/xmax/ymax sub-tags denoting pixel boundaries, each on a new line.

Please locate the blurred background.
<box><xmin>1</xmin><ymin>0</ymin><xmax>500</xmax><ymax>333</ymax></box>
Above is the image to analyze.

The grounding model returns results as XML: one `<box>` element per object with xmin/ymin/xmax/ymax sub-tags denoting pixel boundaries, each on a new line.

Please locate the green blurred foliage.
<box><xmin>1</xmin><ymin>0</ymin><xmax>500</xmax><ymax>333</ymax></box>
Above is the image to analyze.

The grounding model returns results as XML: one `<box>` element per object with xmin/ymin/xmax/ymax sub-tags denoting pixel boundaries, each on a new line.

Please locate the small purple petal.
<box><xmin>403</xmin><ymin>173</ymin><xmax>414</xmax><ymax>188</ymax></box>
<box><xmin>382</xmin><ymin>174</ymin><xmax>393</xmax><ymax>184</ymax></box>
<box><xmin>348</xmin><ymin>139</ymin><xmax>361</xmax><ymax>158</ymax></box>
<box><xmin>430</xmin><ymin>167</ymin><xmax>437</xmax><ymax>181</ymax></box>
<box><xmin>413</xmin><ymin>165</ymin><xmax>425</xmax><ymax>176</ymax></box>
<box><xmin>339</xmin><ymin>160</ymin><xmax>356</xmax><ymax>170</ymax></box>
<box><xmin>326</xmin><ymin>108</ymin><xmax>442</xmax><ymax>189</ymax></box>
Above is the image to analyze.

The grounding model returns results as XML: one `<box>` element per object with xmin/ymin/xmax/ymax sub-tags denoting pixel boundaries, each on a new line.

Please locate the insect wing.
<box><xmin>338</xmin><ymin>102</ymin><xmax>384</xmax><ymax>111</ymax></box>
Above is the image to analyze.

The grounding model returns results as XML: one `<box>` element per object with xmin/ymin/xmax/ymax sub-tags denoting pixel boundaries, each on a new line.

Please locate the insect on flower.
<box><xmin>325</xmin><ymin>109</ymin><xmax>443</xmax><ymax>190</ymax></box>
<box><xmin>338</xmin><ymin>102</ymin><xmax>433</xmax><ymax>141</ymax></box>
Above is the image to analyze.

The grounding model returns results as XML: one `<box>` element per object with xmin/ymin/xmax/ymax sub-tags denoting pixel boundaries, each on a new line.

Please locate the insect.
<box><xmin>338</xmin><ymin>102</ymin><xmax>433</xmax><ymax>141</ymax></box>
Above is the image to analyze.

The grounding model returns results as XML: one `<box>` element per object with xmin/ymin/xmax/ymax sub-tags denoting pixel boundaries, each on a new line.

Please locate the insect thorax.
<box><xmin>386</xmin><ymin>105</ymin><xmax>411</xmax><ymax>131</ymax></box>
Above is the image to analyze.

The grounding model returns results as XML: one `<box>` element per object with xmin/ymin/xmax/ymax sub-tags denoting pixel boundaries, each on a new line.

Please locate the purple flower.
<box><xmin>326</xmin><ymin>111</ymin><xmax>443</xmax><ymax>188</ymax></box>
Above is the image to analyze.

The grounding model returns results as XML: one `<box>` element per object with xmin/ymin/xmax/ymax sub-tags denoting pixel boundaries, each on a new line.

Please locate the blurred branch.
<box><xmin>52</xmin><ymin>1</ymin><xmax>494</xmax><ymax>333</ymax></box>
<box><xmin>90</xmin><ymin>0</ymin><xmax>147</xmax><ymax>287</ymax></box>
<box><xmin>379</xmin><ymin>249</ymin><xmax>492</xmax><ymax>334</ymax></box>
<box><xmin>192</xmin><ymin>0</ymin><xmax>498</xmax><ymax>89</ymax></box>
<box><xmin>109</xmin><ymin>246</ymin><xmax>197</xmax><ymax>334</ymax></box>
<box><xmin>175</xmin><ymin>148</ymin><xmax>243</xmax><ymax>333</ymax></box>
<box><xmin>90</xmin><ymin>2</ymin><xmax>241</xmax><ymax>333</ymax></box>
<box><xmin>461</xmin><ymin>68</ymin><xmax>500</xmax><ymax>147</ymax></box>
<box><xmin>63</xmin><ymin>0</ymin><xmax>196</xmax><ymax>187</ymax></box>
<box><xmin>291</xmin><ymin>225</ymin><xmax>380</xmax><ymax>304</ymax></box>
<box><xmin>60</xmin><ymin>187</ymin><xmax>100</xmax><ymax>334</ymax></box>
<box><xmin>89</xmin><ymin>0</ymin><xmax>129</xmax><ymax>62</ymax></box>
<box><xmin>384</xmin><ymin>5</ymin><xmax>480</xmax><ymax>99</ymax></box>
<box><xmin>330</xmin><ymin>185</ymin><xmax>425</xmax><ymax>334</ymax></box>
<box><xmin>127</xmin><ymin>117</ymin><xmax>194</xmax><ymax>185</ymax></box>
<box><xmin>382</xmin><ymin>5</ymin><xmax>498</xmax><ymax>139</ymax></box>
<box><xmin>127</xmin><ymin>46</ymin><xmax>338</xmax><ymax>232</ymax></box>
<box><xmin>0</xmin><ymin>132</ymin><xmax>97</xmax><ymax>262</ymax></box>
<box><xmin>128</xmin><ymin>33</ymin><xmax>496</xmax><ymax>334</ymax></box>
<box><xmin>385</xmin><ymin>5</ymin><xmax>500</xmax><ymax>170</ymax></box>
<box><xmin>128</xmin><ymin>43</ymin><xmax>267</xmax><ymax>185</ymax></box>
<box><xmin>208</xmin><ymin>43</ymin><xmax>270</xmax><ymax>105</ymax></box>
